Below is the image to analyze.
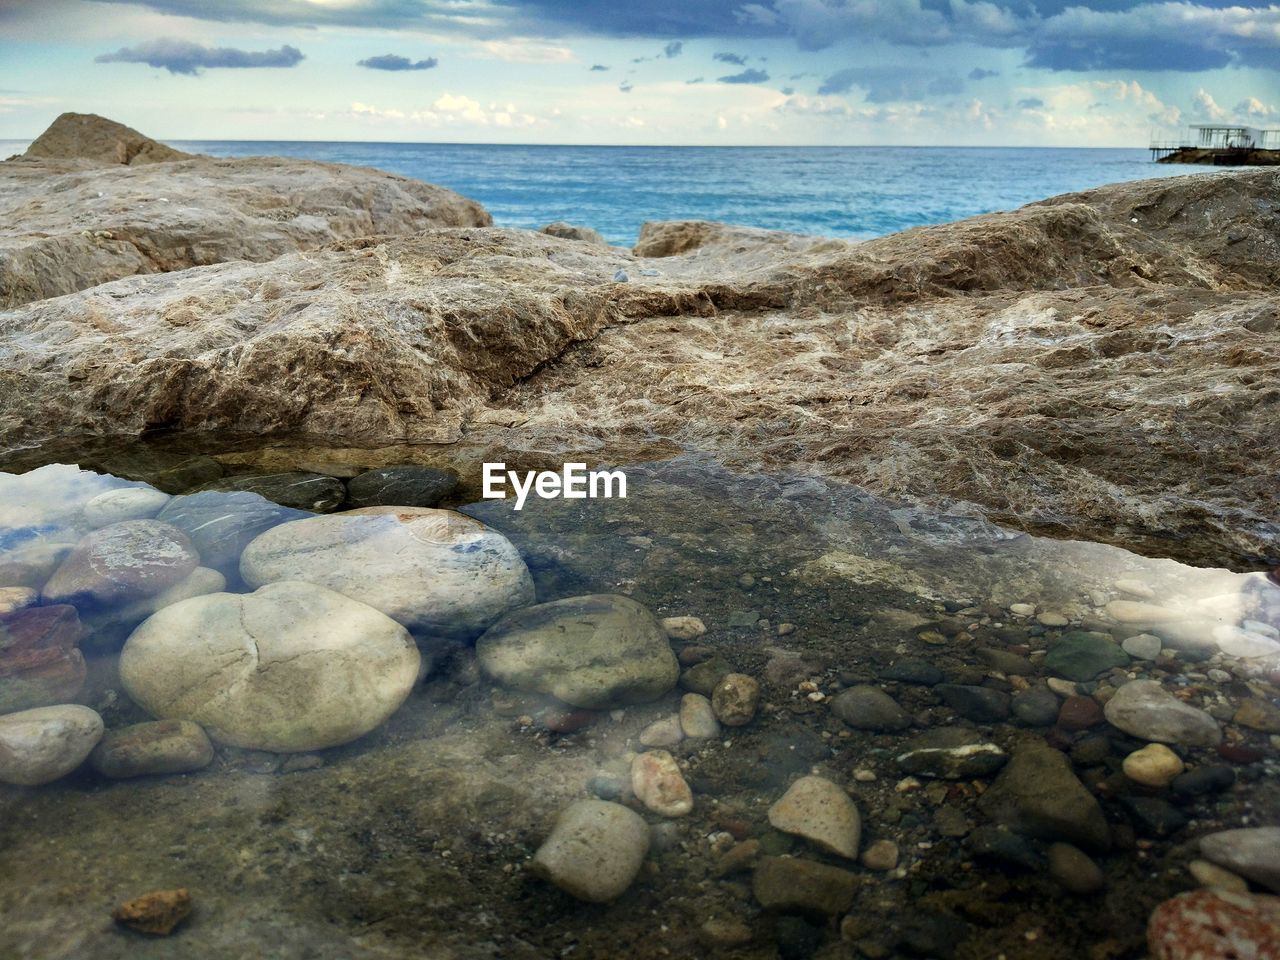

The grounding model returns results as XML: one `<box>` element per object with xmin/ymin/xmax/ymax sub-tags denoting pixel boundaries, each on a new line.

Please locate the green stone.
<box><xmin>1044</xmin><ymin>631</ymin><xmax>1130</xmax><ymax>682</ymax></box>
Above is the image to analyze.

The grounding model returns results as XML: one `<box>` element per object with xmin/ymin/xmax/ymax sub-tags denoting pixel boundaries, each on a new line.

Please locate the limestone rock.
<box><xmin>41</xmin><ymin>520</ymin><xmax>199</xmax><ymax>611</ymax></box>
<box><xmin>0</xmin><ymin>703</ymin><xmax>104</xmax><ymax>786</ymax></box>
<box><xmin>119</xmin><ymin>581</ymin><xmax>421</xmax><ymax>752</ymax></box>
<box><xmin>477</xmin><ymin>594</ymin><xmax>676</xmax><ymax>709</ymax></box>
<box><xmin>767</xmin><ymin>776</ymin><xmax>862</xmax><ymax>859</ymax></box>
<box><xmin>3</xmin><ymin>115</ymin><xmax>490</xmax><ymax>307</ymax></box>
<box><xmin>0</xmin><ymin>605</ymin><xmax>86</xmax><ymax>713</ymax></box>
<box><xmin>1199</xmin><ymin>828</ymin><xmax>1280</xmax><ymax>893</ymax></box>
<box><xmin>242</xmin><ymin>509</ymin><xmax>534</xmax><ymax>638</ymax></box>
<box><xmin>978</xmin><ymin>740</ymin><xmax>1110</xmax><ymax>851</ymax></box>
<box><xmin>530</xmin><ymin>800</ymin><xmax>650</xmax><ymax>902</ymax></box>
<box><xmin>22</xmin><ymin>113</ymin><xmax>191</xmax><ymax>166</ymax></box>
<box><xmin>1103</xmin><ymin>679</ymin><xmax>1222</xmax><ymax>748</ymax></box>
<box><xmin>3</xmin><ymin>169</ymin><xmax>1279</xmax><ymax>569</ymax></box>
<box><xmin>631</xmin><ymin>749</ymin><xmax>693</xmax><ymax>817</ymax></box>
<box><xmin>89</xmin><ymin>719</ymin><xmax>213</xmax><ymax>778</ymax></box>
<box><xmin>679</xmin><ymin>693</ymin><xmax>720</xmax><ymax>738</ymax></box>
<box><xmin>539</xmin><ymin>222</ymin><xmax>607</xmax><ymax>246</ymax></box>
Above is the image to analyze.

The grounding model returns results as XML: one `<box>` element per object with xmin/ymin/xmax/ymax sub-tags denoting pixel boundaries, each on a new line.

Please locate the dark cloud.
<box><xmin>819</xmin><ymin>66</ymin><xmax>963</xmax><ymax>102</ymax></box>
<box><xmin>714</xmin><ymin>51</ymin><xmax>747</xmax><ymax>65</ymax></box>
<box><xmin>619</xmin><ymin>80</ymin><xmax>633</xmax><ymax>92</ymax></box>
<box><xmin>590</xmin><ymin>64</ymin><xmax>610</xmax><ymax>70</ymax></box>
<box><xmin>686</xmin><ymin>76</ymin><xmax>705</xmax><ymax>83</ymax></box>
<box><xmin>1016</xmin><ymin>96</ymin><xmax>1044</xmax><ymax>108</ymax></box>
<box><xmin>968</xmin><ymin>67</ymin><xmax>999</xmax><ymax>80</ymax></box>
<box><xmin>357</xmin><ymin>54</ymin><xmax>438</xmax><ymax>71</ymax></box>
<box><xmin>80</xmin><ymin>0</ymin><xmax>1280</xmax><ymax>76</ymax></box>
<box><xmin>718</xmin><ymin>68</ymin><xmax>769</xmax><ymax>84</ymax></box>
<box><xmin>94</xmin><ymin>39</ymin><xmax>304</xmax><ymax>76</ymax></box>
<box><xmin>664</xmin><ymin>40</ymin><xmax>683</xmax><ymax>57</ymax></box>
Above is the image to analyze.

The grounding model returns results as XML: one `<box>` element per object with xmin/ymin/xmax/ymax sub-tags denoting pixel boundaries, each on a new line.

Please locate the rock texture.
<box><xmin>119</xmin><ymin>582</ymin><xmax>421</xmax><ymax>752</ymax></box>
<box><xmin>1</xmin><ymin>113</ymin><xmax>490</xmax><ymax>307</ymax></box>
<box><xmin>1</xmin><ymin>161</ymin><xmax>1277</xmax><ymax>568</ymax></box>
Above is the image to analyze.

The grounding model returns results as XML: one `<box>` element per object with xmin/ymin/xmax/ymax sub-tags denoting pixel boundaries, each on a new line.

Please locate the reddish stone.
<box><xmin>1217</xmin><ymin>743</ymin><xmax>1265</xmax><ymax>764</ymax></box>
<box><xmin>1058</xmin><ymin>695</ymin><xmax>1105</xmax><ymax>730</ymax></box>
<box><xmin>541</xmin><ymin>707</ymin><xmax>598</xmax><ymax>734</ymax></box>
<box><xmin>0</xmin><ymin>605</ymin><xmax>86</xmax><ymax>712</ymax></box>
<box><xmin>1148</xmin><ymin>888</ymin><xmax>1280</xmax><ymax>960</ymax></box>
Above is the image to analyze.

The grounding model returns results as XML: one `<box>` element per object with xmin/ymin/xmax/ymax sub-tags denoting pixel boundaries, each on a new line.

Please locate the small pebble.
<box><xmin>679</xmin><ymin>693</ymin><xmax>720</xmax><ymax>739</ymax></box>
<box><xmin>632</xmin><ymin>750</ymin><xmax>693</xmax><ymax>817</ymax></box>
<box><xmin>662</xmin><ymin>616</ymin><xmax>706</xmax><ymax>641</ymax></box>
<box><xmin>1188</xmin><ymin>859</ymin><xmax>1250</xmax><ymax>893</ymax></box>
<box><xmin>639</xmin><ymin>716</ymin><xmax>684</xmax><ymax>748</ymax></box>
<box><xmin>862</xmin><ymin>839</ymin><xmax>900</xmax><ymax>871</ymax></box>
<box><xmin>712</xmin><ymin>673</ymin><xmax>760</xmax><ymax>727</ymax></box>
<box><xmin>111</xmin><ymin>888</ymin><xmax>192</xmax><ymax>936</ymax></box>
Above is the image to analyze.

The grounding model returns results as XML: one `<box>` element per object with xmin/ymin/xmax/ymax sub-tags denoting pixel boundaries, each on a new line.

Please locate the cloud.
<box><xmin>619</xmin><ymin>81</ymin><xmax>634</xmax><ymax>92</ymax></box>
<box><xmin>1235</xmin><ymin>96</ymin><xmax>1280</xmax><ymax>121</ymax></box>
<box><xmin>1016</xmin><ymin>97</ymin><xmax>1045</xmax><ymax>109</ymax></box>
<box><xmin>718</xmin><ymin>68</ymin><xmax>770</xmax><ymax>84</ymax></box>
<box><xmin>590</xmin><ymin>64</ymin><xmax>609</xmax><ymax>71</ymax></box>
<box><xmin>968</xmin><ymin>67</ymin><xmax>999</xmax><ymax>80</ymax></box>
<box><xmin>686</xmin><ymin>76</ymin><xmax>705</xmax><ymax>84</ymax></box>
<box><xmin>714</xmin><ymin>52</ymin><xmax>748</xmax><ymax>65</ymax></box>
<box><xmin>358</xmin><ymin>54</ymin><xmax>438</xmax><ymax>71</ymax></box>
<box><xmin>818</xmin><ymin>66</ymin><xmax>964</xmax><ymax>102</ymax></box>
<box><xmin>477</xmin><ymin>39</ymin><xmax>574</xmax><ymax>63</ymax></box>
<box><xmin>94</xmin><ymin>39</ymin><xmax>304</xmax><ymax>76</ymax></box>
<box><xmin>1192</xmin><ymin>88</ymin><xmax>1228</xmax><ymax>121</ymax></box>
<box><xmin>665</xmin><ymin>40</ymin><xmax>683</xmax><ymax>57</ymax></box>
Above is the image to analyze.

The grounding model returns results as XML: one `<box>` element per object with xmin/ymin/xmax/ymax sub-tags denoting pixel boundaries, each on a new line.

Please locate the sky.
<box><xmin>0</xmin><ymin>0</ymin><xmax>1277</xmax><ymax>146</ymax></box>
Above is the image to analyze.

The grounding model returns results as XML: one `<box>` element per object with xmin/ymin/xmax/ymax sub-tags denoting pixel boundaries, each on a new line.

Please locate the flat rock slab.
<box><xmin>119</xmin><ymin>581</ymin><xmax>421</xmax><ymax>752</ymax></box>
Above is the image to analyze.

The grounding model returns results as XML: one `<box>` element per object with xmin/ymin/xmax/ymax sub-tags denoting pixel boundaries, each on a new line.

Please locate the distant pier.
<box><xmin>1150</xmin><ymin>124</ymin><xmax>1280</xmax><ymax>166</ymax></box>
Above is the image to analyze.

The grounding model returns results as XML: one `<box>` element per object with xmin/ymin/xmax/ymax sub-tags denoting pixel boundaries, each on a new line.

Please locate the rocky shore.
<box><xmin>0</xmin><ymin>114</ymin><xmax>1278</xmax><ymax>960</ymax></box>
<box><xmin>1</xmin><ymin>115</ymin><xmax>1276</xmax><ymax>569</ymax></box>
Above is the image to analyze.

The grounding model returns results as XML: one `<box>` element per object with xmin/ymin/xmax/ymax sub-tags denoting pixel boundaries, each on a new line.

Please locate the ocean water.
<box><xmin>6</xmin><ymin>139</ymin><xmax>1205</xmax><ymax>247</ymax></box>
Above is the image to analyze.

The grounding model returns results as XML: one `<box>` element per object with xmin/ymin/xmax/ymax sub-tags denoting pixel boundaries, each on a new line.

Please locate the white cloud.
<box><xmin>475</xmin><ymin>39</ymin><xmax>575</xmax><ymax>63</ymax></box>
<box><xmin>1235</xmin><ymin>96</ymin><xmax>1280</xmax><ymax>121</ymax></box>
<box><xmin>1192</xmin><ymin>88</ymin><xmax>1228</xmax><ymax>121</ymax></box>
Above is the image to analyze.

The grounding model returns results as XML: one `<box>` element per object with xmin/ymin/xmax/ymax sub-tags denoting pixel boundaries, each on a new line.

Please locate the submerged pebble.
<box><xmin>0</xmin><ymin>703</ymin><xmax>103</xmax><ymax>786</ymax></box>
<box><xmin>631</xmin><ymin>749</ymin><xmax>693</xmax><ymax>817</ymax></box>
<box><xmin>712</xmin><ymin>673</ymin><xmax>760</xmax><ymax>726</ymax></box>
<box><xmin>530</xmin><ymin>799</ymin><xmax>650</xmax><ymax>902</ymax></box>
<box><xmin>767</xmin><ymin>775</ymin><xmax>861</xmax><ymax>859</ymax></box>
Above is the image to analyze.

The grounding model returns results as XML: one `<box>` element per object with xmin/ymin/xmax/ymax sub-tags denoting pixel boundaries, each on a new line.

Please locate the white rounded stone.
<box><xmin>1122</xmin><ymin>633</ymin><xmax>1162</xmax><ymax>660</ymax></box>
<box><xmin>83</xmin><ymin>487</ymin><xmax>171</xmax><ymax>528</ymax></box>
<box><xmin>0</xmin><ymin>704</ymin><xmax>104</xmax><ymax>786</ymax></box>
<box><xmin>240</xmin><ymin>508</ymin><xmax>534</xmax><ymax>638</ymax></box>
<box><xmin>119</xmin><ymin>581</ymin><xmax>421</xmax><ymax>752</ymax></box>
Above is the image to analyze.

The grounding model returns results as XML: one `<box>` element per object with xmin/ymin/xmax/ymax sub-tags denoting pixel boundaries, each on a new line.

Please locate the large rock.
<box><xmin>1103</xmin><ymin>679</ymin><xmax>1222</xmax><ymax>748</ymax></box>
<box><xmin>119</xmin><ymin>581</ymin><xmax>421</xmax><ymax>752</ymax></box>
<box><xmin>977</xmin><ymin>740</ymin><xmax>1110</xmax><ymax>851</ymax></box>
<box><xmin>21</xmin><ymin>112</ymin><xmax>191</xmax><ymax>166</ymax></box>
<box><xmin>0</xmin><ymin>704</ymin><xmax>104</xmax><ymax>786</ymax></box>
<box><xmin>241</xmin><ymin>509</ymin><xmax>533</xmax><ymax>638</ymax></box>
<box><xmin>2</xmin><ymin>169</ymin><xmax>1278</xmax><ymax>569</ymax></box>
<box><xmin>476</xmin><ymin>594</ymin><xmax>677</xmax><ymax>709</ymax></box>
<box><xmin>0</xmin><ymin>605</ymin><xmax>86</xmax><ymax>713</ymax></box>
<box><xmin>40</xmin><ymin>519</ymin><xmax>199</xmax><ymax>611</ymax></box>
<box><xmin>2</xmin><ymin>114</ymin><xmax>491</xmax><ymax>307</ymax></box>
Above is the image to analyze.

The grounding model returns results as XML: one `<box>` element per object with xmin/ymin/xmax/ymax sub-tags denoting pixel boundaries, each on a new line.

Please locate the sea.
<box><xmin>4</xmin><ymin>139</ymin><xmax>1218</xmax><ymax>247</ymax></box>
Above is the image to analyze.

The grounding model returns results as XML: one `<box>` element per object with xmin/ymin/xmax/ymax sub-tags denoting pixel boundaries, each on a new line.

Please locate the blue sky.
<box><xmin>0</xmin><ymin>0</ymin><xmax>1276</xmax><ymax>145</ymax></box>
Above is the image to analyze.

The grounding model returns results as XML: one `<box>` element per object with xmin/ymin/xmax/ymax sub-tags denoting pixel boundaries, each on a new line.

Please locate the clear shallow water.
<box><xmin>1</xmin><ymin>453</ymin><xmax>1279</xmax><ymax>957</ymax></box>
<box><xmin>1</xmin><ymin>138</ymin><xmax>1211</xmax><ymax>247</ymax></box>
